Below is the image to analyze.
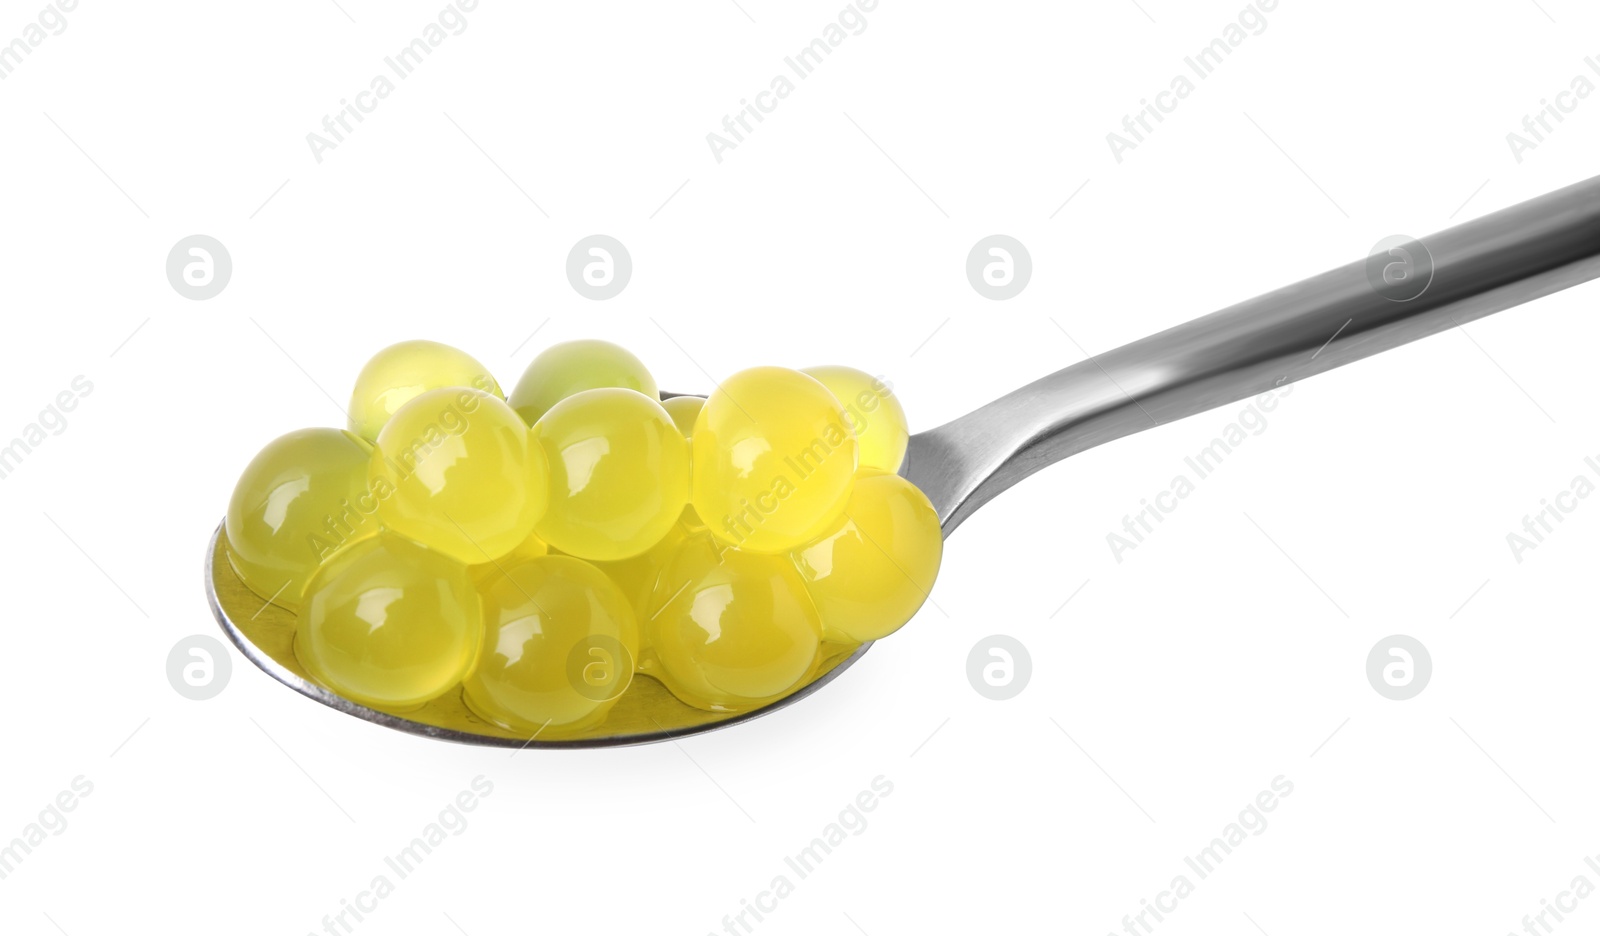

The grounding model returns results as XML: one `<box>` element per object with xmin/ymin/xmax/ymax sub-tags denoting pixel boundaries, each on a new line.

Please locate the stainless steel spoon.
<box><xmin>207</xmin><ymin>173</ymin><xmax>1600</xmax><ymax>748</ymax></box>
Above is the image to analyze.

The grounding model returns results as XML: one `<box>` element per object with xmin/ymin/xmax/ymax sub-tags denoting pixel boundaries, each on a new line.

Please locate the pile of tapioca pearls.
<box><xmin>224</xmin><ymin>339</ymin><xmax>942</xmax><ymax>735</ymax></box>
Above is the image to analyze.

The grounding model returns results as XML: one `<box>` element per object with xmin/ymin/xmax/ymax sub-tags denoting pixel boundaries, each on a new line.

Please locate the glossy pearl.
<box><xmin>647</xmin><ymin>543</ymin><xmax>822</xmax><ymax>711</ymax></box>
<box><xmin>791</xmin><ymin>470</ymin><xmax>942</xmax><ymax>643</ymax></box>
<box><xmin>464</xmin><ymin>556</ymin><xmax>639</xmax><ymax>734</ymax></box>
<box><xmin>348</xmin><ymin>340</ymin><xmax>501</xmax><ymax>443</ymax></box>
<box><xmin>532</xmin><ymin>388</ymin><xmax>690</xmax><ymax>561</ymax></box>
<box><xmin>660</xmin><ymin>395</ymin><xmax>704</xmax><ymax>439</ymax></box>
<box><xmin>371</xmin><ymin>387</ymin><xmax>549</xmax><ymax>565</ymax></box>
<box><xmin>691</xmin><ymin>367</ymin><xmax>857</xmax><ymax>554</ymax></box>
<box><xmin>225</xmin><ymin>427</ymin><xmax>375</xmax><ymax>611</ymax></box>
<box><xmin>507</xmin><ymin>339</ymin><xmax>658</xmax><ymax>426</ymax></box>
<box><xmin>801</xmin><ymin>365</ymin><xmax>909</xmax><ymax>474</ymax></box>
<box><xmin>297</xmin><ymin>534</ymin><xmax>482</xmax><ymax>709</ymax></box>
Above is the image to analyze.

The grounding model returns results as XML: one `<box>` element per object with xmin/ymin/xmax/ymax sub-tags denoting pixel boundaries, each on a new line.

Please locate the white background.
<box><xmin>1</xmin><ymin>0</ymin><xmax>1597</xmax><ymax>933</ymax></box>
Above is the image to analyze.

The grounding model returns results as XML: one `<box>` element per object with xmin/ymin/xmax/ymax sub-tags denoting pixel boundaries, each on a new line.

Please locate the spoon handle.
<box><xmin>906</xmin><ymin>174</ymin><xmax>1600</xmax><ymax>534</ymax></box>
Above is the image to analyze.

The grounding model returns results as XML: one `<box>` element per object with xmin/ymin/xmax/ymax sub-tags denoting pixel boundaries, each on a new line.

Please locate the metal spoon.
<box><xmin>207</xmin><ymin>173</ymin><xmax>1600</xmax><ymax>748</ymax></box>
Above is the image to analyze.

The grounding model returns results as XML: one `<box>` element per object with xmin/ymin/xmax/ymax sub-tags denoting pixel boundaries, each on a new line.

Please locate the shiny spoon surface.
<box><xmin>207</xmin><ymin>172</ymin><xmax>1600</xmax><ymax>747</ymax></box>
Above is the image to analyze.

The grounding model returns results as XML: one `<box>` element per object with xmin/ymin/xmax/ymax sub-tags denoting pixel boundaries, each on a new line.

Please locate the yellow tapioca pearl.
<box><xmin>296</xmin><ymin>534</ymin><xmax>482</xmax><ymax>709</ymax></box>
<box><xmin>371</xmin><ymin>387</ymin><xmax>549</xmax><ymax>565</ymax></box>
<box><xmin>463</xmin><ymin>556</ymin><xmax>639</xmax><ymax>734</ymax></box>
<box><xmin>660</xmin><ymin>395</ymin><xmax>704</xmax><ymax>439</ymax></box>
<box><xmin>348</xmin><ymin>340</ymin><xmax>501</xmax><ymax>443</ymax></box>
<box><xmin>225</xmin><ymin>427</ymin><xmax>375</xmax><ymax>611</ymax></box>
<box><xmin>507</xmin><ymin>339</ymin><xmax>659</xmax><ymax>426</ymax></box>
<box><xmin>647</xmin><ymin>545</ymin><xmax>822</xmax><ymax>711</ymax></box>
<box><xmin>791</xmin><ymin>470</ymin><xmax>942</xmax><ymax>643</ymax></box>
<box><xmin>532</xmin><ymin>388</ymin><xmax>690</xmax><ymax>561</ymax></box>
<box><xmin>691</xmin><ymin>367</ymin><xmax>857</xmax><ymax>554</ymax></box>
<box><xmin>800</xmin><ymin>365</ymin><xmax>908</xmax><ymax>474</ymax></box>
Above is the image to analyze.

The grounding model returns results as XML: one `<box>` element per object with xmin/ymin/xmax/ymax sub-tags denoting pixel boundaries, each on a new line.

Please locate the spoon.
<box><xmin>207</xmin><ymin>173</ymin><xmax>1600</xmax><ymax>748</ymax></box>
